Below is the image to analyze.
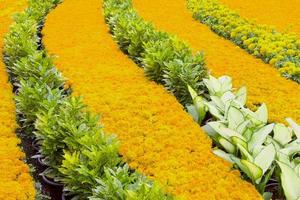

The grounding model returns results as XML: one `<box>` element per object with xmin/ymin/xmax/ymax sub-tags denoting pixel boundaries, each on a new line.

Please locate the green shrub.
<box><xmin>103</xmin><ymin>0</ymin><xmax>207</xmax><ymax>105</ymax></box>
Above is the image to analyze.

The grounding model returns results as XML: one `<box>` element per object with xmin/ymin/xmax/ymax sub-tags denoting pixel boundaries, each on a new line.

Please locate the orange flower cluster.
<box><xmin>132</xmin><ymin>0</ymin><xmax>300</xmax><ymax>124</ymax></box>
<box><xmin>219</xmin><ymin>0</ymin><xmax>300</xmax><ymax>39</ymax></box>
<box><xmin>43</xmin><ymin>0</ymin><xmax>261</xmax><ymax>199</ymax></box>
<box><xmin>0</xmin><ymin>0</ymin><xmax>35</xmax><ymax>199</ymax></box>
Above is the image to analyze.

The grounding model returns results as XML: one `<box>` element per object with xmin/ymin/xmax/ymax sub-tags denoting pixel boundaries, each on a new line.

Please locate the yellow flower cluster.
<box><xmin>218</xmin><ymin>0</ymin><xmax>300</xmax><ymax>39</ymax></box>
<box><xmin>187</xmin><ymin>0</ymin><xmax>300</xmax><ymax>82</ymax></box>
<box><xmin>0</xmin><ymin>0</ymin><xmax>35</xmax><ymax>199</ymax></box>
<box><xmin>42</xmin><ymin>0</ymin><xmax>261</xmax><ymax>199</ymax></box>
<box><xmin>131</xmin><ymin>0</ymin><xmax>300</xmax><ymax>124</ymax></box>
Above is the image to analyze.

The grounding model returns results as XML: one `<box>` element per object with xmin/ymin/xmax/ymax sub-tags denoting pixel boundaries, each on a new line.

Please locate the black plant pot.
<box><xmin>41</xmin><ymin>174</ymin><xmax>63</xmax><ymax>187</ymax></box>
<box><xmin>31</xmin><ymin>140</ymin><xmax>40</xmax><ymax>152</ymax></box>
<box><xmin>62</xmin><ymin>191</ymin><xmax>74</xmax><ymax>200</ymax></box>
<box><xmin>61</xmin><ymin>192</ymin><xmax>66</xmax><ymax>200</ymax></box>
<box><xmin>32</xmin><ymin>154</ymin><xmax>48</xmax><ymax>167</ymax></box>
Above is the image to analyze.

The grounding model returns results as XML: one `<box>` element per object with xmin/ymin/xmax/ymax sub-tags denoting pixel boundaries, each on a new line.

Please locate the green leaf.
<box><xmin>279</xmin><ymin>145</ymin><xmax>300</xmax><ymax>157</ymax></box>
<box><xmin>254</xmin><ymin>144</ymin><xmax>275</xmax><ymax>174</ymax></box>
<box><xmin>187</xmin><ymin>105</ymin><xmax>198</xmax><ymax>122</ymax></box>
<box><xmin>208</xmin><ymin>122</ymin><xmax>245</xmax><ymax>141</ymax></box>
<box><xmin>205</xmin><ymin>102</ymin><xmax>223</xmax><ymax>120</ymax></box>
<box><xmin>204</xmin><ymin>75</ymin><xmax>221</xmax><ymax>96</ymax></box>
<box><xmin>235</xmin><ymin>86</ymin><xmax>247</xmax><ymax>106</ymax></box>
<box><xmin>213</xmin><ymin>149</ymin><xmax>235</xmax><ymax>163</ymax></box>
<box><xmin>218</xmin><ymin>137</ymin><xmax>236</xmax><ymax>154</ymax></box>
<box><xmin>236</xmin><ymin>143</ymin><xmax>253</xmax><ymax>162</ymax></box>
<box><xmin>210</xmin><ymin>96</ymin><xmax>225</xmax><ymax>111</ymax></box>
<box><xmin>241</xmin><ymin>159</ymin><xmax>263</xmax><ymax>182</ymax></box>
<box><xmin>202</xmin><ymin>124</ymin><xmax>218</xmax><ymax>139</ymax></box>
<box><xmin>249</xmin><ymin>123</ymin><xmax>274</xmax><ymax>151</ymax></box>
<box><xmin>277</xmin><ymin>161</ymin><xmax>300</xmax><ymax>200</ymax></box>
<box><xmin>255</xmin><ymin>103</ymin><xmax>268</xmax><ymax>124</ymax></box>
<box><xmin>231</xmin><ymin>157</ymin><xmax>263</xmax><ymax>182</ymax></box>
<box><xmin>286</xmin><ymin>118</ymin><xmax>300</xmax><ymax>138</ymax></box>
<box><xmin>219</xmin><ymin>76</ymin><xmax>232</xmax><ymax>93</ymax></box>
<box><xmin>194</xmin><ymin>96</ymin><xmax>207</xmax><ymax>124</ymax></box>
<box><xmin>227</xmin><ymin>106</ymin><xmax>244</xmax><ymax>130</ymax></box>
<box><xmin>273</xmin><ymin>123</ymin><xmax>292</xmax><ymax>146</ymax></box>
<box><xmin>262</xmin><ymin>192</ymin><xmax>273</xmax><ymax>200</ymax></box>
<box><xmin>231</xmin><ymin>136</ymin><xmax>247</xmax><ymax>148</ymax></box>
<box><xmin>187</xmin><ymin>85</ymin><xmax>198</xmax><ymax>100</ymax></box>
<box><xmin>236</xmin><ymin>120</ymin><xmax>250</xmax><ymax>135</ymax></box>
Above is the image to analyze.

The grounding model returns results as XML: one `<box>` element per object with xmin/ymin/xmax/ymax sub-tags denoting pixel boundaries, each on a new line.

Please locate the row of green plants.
<box><xmin>187</xmin><ymin>0</ymin><xmax>300</xmax><ymax>83</ymax></box>
<box><xmin>188</xmin><ymin>77</ymin><xmax>300</xmax><ymax>200</ymax></box>
<box><xmin>103</xmin><ymin>0</ymin><xmax>300</xmax><ymax>199</ymax></box>
<box><xmin>103</xmin><ymin>0</ymin><xmax>208</xmax><ymax>105</ymax></box>
<box><xmin>3</xmin><ymin>0</ymin><xmax>173</xmax><ymax>199</ymax></box>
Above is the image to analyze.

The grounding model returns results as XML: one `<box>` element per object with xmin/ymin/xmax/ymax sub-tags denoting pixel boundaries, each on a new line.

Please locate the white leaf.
<box><xmin>254</xmin><ymin>144</ymin><xmax>276</xmax><ymax>174</ymax></box>
<box><xmin>286</xmin><ymin>118</ymin><xmax>300</xmax><ymax>139</ymax></box>
<box><xmin>213</xmin><ymin>149</ymin><xmax>235</xmax><ymax>163</ymax></box>
<box><xmin>273</xmin><ymin>123</ymin><xmax>292</xmax><ymax>146</ymax></box>
<box><xmin>219</xmin><ymin>76</ymin><xmax>232</xmax><ymax>93</ymax></box>
<box><xmin>235</xmin><ymin>86</ymin><xmax>247</xmax><ymax>106</ymax></box>
<box><xmin>205</xmin><ymin>102</ymin><xmax>224</xmax><ymax>120</ymax></box>
<box><xmin>210</xmin><ymin>96</ymin><xmax>225</xmax><ymax>111</ymax></box>
<box><xmin>227</xmin><ymin>106</ymin><xmax>245</xmax><ymax>130</ymax></box>
<box><xmin>277</xmin><ymin>161</ymin><xmax>300</xmax><ymax>200</ymax></box>
<box><xmin>218</xmin><ymin>137</ymin><xmax>236</xmax><ymax>154</ymax></box>
<box><xmin>249</xmin><ymin>123</ymin><xmax>274</xmax><ymax>151</ymax></box>
<box><xmin>255</xmin><ymin>103</ymin><xmax>268</xmax><ymax>124</ymax></box>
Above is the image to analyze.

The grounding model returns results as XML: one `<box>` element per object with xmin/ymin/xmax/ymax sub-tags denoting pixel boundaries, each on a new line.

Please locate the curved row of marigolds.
<box><xmin>2</xmin><ymin>0</ymin><xmax>300</xmax><ymax>199</ymax></box>
<box><xmin>103</xmin><ymin>0</ymin><xmax>300</xmax><ymax>199</ymax></box>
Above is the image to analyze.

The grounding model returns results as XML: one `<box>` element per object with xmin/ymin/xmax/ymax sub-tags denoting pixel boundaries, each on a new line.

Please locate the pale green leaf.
<box><xmin>286</xmin><ymin>118</ymin><xmax>300</xmax><ymax>138</ymax></box>
<box><xmin>235</xmin><ymin>86</ymin><xmax>247</xmax><ymax>106</ymax></box>
<box><xmin>273</xmin><ymin>123</ymin><xmax>292</xmax><ymax>146</ymax></box>
<box><xmin>231</xmin><ymin>136</ymin><xmax>247</xmax><ymax>149</ymax></box>
<box><xmin>187</xmin><ymin>85</ymin><xmax>198</xmax><ymax>100</ymax></box>
<box><xmin>227</xmin><ymin>106</ymin><xmax>244</xmax><ymax>130</ymax></box>
<box><xmin>236</xmin><ymin>143</ymin><xmax>253</xmax><ymax>162</ymax></box>
<box><xmin>213</xmin><ymin>149</ymin><xmax>235</xmax><ymax>163</ymax></box>
<box><xmin>218</xmin><ymin>137</ymin><xmax>236</xmax><ymax>154</ymax></box>
<box><xmin>249</xmin><ymin>124</ymin><xmax>274</xmax><ymax>151</ymax></box>
<box><xmin>255</xmin><ymin>103</ymin><xmax>268</xmax><ymax>124</ymax></box>
<box><xmin>277</xmin><ymin>161</ymin><xmax>300</xmax><ymax>200</ymax></box>
<box><xmin>254</xmin><ymin>144</ymin><xmax>275</xmax><ymax>174</ymax></box>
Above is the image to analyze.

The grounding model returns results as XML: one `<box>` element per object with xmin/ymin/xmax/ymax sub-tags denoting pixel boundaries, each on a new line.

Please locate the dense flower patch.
<box><xmin>218</xmin><ymin>0</ymin><xmax>300</xmax><ymax>39</ymax></box>
<box><xmin>103</xmin><ymin>0</ymin><xmax>300</xmax><ymax>198</ymax></box>
<box><xmin>131</xmin><ymin>0</ymin><xmax>300</xmax><ymax>125</ymax></box>
<box><xmin>187</xmin><ymin>0</ymin><xmax>300</xmax><ymax>83</ymax></box>
<box><xmin>0</xmin><ymin>0</ymin><xmax>36</xmax><ymax>199</ymax></box>
<box><xmin>4</xmin><ymin>0</ymin><xmax>172</xmax><ymax>199</ymax></box>
<box><xmin>42</xmin><ymin>0</ymin><xmax>261</xmax><ymax>199</ymax></box>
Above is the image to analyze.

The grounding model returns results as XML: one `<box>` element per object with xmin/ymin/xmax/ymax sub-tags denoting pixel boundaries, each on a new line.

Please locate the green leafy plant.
<box><xmin>103</xmin><ymin>0</ymin><xmax>207</xmax><ymax>105</ymax></box>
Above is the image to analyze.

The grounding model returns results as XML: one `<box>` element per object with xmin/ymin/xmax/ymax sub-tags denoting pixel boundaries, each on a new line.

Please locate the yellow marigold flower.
<box><xmin>43</xmin><ymin>0</ymin><xmax>262</xmax><ymax>199</ymax></box>
<box><xmin>0</xmin><ymin>0</ymin><xmax>35</xmax><ymax>198</ymax></box>
<box><xmin>131</xmin><ymin>0</ymin><xmax>300</xmax><ymax>125</ymax></box>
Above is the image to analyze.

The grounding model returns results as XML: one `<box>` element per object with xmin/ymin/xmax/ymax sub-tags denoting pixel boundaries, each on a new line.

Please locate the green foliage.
<box><xmin>13</xmin><ymin>51</ymin><xmax>64</xmax><ymax>88</ymax></box>
<box><xmin>188</xmin><ymin>75</ymin><xmax>300</xmax><ymax>198</ymax></box>
<box><xmin>15</xmin><ymin>81</ymin><xmax>64</xmax><ymax>132</ymax></box>
<box><xmin>103</xmin><ymin>0</ymin><xmax>207</xmax><ymax>105</ymax></box>
<box><xmin>90</xmin><ymin>165</ymin><xmax>172</xmax><ymax>200</ymax></box>
<box><xmin>4</xmin><ymin>0</ymin><xmax>173</xmax><ymax>199</ymax></box>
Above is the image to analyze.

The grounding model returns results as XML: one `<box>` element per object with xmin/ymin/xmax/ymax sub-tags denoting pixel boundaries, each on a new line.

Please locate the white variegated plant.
<box><xmin>188</xmin><ymin>75</ymin><xmax>275</xmax><ymax>192</ymax></box>
<box><xmin>188</xmin><ymin>75</ymin><xmax>300</xmax><ymax>199</ymax></box>
<box><xmin>267</xmin><ymin>119</ymin><xmax>300</xmax><ymax>200</ymax></box>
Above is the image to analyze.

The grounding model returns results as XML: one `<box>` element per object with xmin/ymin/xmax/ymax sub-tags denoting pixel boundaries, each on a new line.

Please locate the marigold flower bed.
<box><xmin>42</xmin><ymin>0</ymin><xmax>261</xmax><ymax>199</ymax></box>
<box><xmin>0</xmin><ymin>0</ymin><xmax>35</xmax><ymax>199</ymax></box>
<box><xmin>219</xmin><ymin>0</ymin><xmax>300</xmax><ymax>39</ymax></box>
<box><xmin>131</xmin><ymin>0</ymin><xmax>300</xmax><ymax>124</ymax></box>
